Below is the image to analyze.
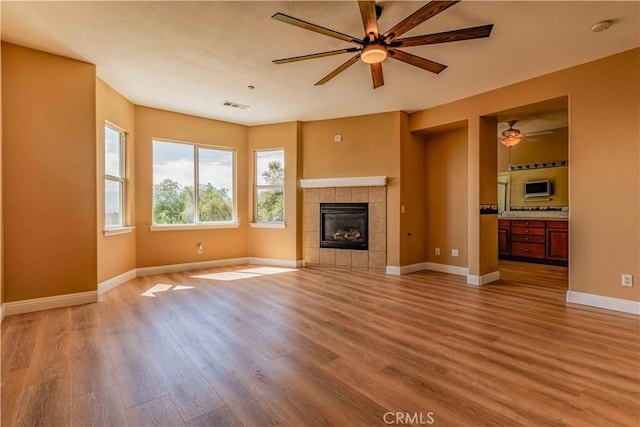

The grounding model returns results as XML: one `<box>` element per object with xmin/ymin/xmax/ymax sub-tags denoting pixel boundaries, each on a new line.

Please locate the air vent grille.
<box><xmin>223</xmin><ymin>101</ymin><xmax>250</xmax><ymax>110</ymax></box>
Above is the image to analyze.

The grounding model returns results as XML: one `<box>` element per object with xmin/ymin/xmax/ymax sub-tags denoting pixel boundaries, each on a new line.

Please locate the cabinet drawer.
<box><xmin>511</xmin><ymin>220</ymin><xmax>545</xmax><ymax>228</ymax></box>
<box><xmin>498</xmin><ymin>219</ymin><xmax>510</xmax><ymax>227</ymax></box>
<box><xmin>511</xmin><ymin>242</ymin><xmax>546</xmax><ymax>259</ymax></box>
<box><xmin>511</xmin><ymin>226</ymin><xmax>546</xmax><ymax>236</ymax></box>
<box><xmin>546</xmin><ymin>221</ymin><xmax>568</xmax><ymax>229</ymax></box>
<box><xmin>511</xmin><ymin>234</ymin><xmax>545</xmax><ymax>243</ymax></box>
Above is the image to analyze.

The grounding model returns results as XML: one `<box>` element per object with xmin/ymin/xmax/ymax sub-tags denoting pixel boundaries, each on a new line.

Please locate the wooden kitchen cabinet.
<box><xmin>498</xmin><ymin>219</ymin><xmax>510</xmax><ymax>255</ymax></box>
<box><xmin>498</xmin><ymin>219</ymin><xmax>568</xmax><ymax>266</ymax></box>
<box><xmin>546</xmin><ymin>221</ymin><xmax>568</xmax><ymax>262</ymax></box>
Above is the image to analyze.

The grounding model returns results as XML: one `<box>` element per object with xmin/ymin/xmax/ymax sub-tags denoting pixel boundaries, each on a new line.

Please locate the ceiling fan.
<box><xmin>499</xmin><ymin>120</ymin><xmax>553</xmax><ymax>147</ymax></box>
<box><xmin>271</xmin><ymin>0</ymin><xmax>494</xmax><ymax>88</ymax></box>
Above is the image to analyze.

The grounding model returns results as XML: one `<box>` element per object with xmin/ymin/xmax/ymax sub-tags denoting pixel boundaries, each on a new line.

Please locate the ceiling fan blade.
<box><xmin>358</xmin><ymin>1</ymin><xmax>379</xmax><ymax>38</ymax></box>
<box><xmin>273</xmin><ymin>48</ymin><xmax>360</xmax><ymax>64</ymax></box>
<box><xmin>525</xmin><ymin>130</ymin><xmax>554</xmax><ymax>137</ymax></box>
<box><xmin>393</xmin><ymin>24</ymin><xmax>494</xmax><ymax>48</ymax></box>
<box><xmin>382</xmin><ymin>1</ymin><xmax>459</xmax><ymax>41</ymax></box>
<box><xmin>272</xmin><ymin>13</ymin><xmax>363</xmax><ymax>45</ymax></box>
<box><xmin>388</xmin><ymin>49</ymin><xmax>447</xmax><ymax>74</ymax></box>
<box><xmin>315</xmin><ymin>54</ymin><xmax>361</xmax><ymax>86</ymax></box>
<box><xmin>370</xmin><ymin>62</ymin><xmax>384</xmax><ymax>88</ymax></box>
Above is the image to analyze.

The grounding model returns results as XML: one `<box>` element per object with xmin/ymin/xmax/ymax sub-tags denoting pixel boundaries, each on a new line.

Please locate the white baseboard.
<box><xmin>566</xmin><ymin>291</ymin><xmax>640</xmax><ymax>315</ymax></box>
<box><xmin>385</xmin><ymin>262</ymin><xmax>425</xmax><ymax>275</ymax></box>
<box><xmin>136</xmin><ymin>257</ymin><xmax>248</xmax><ymax>277</ymax></box>
<box><xmin>247</xmin><ymin>257</ymin><xmax>304</xmax><ymax>268</ymax></box>
<box><xmin>98</xmin><ymin>269</ymin><xmax>137</xmax><ymax>296</ymax></box>
<box><xmin>467</xmin><ymin>270</ymin><xmax>501</xmax><ymax>286</ymax></box>
<box><xmin>3</xmin><ymin>291</ymin><xmax>98</xmax><ymax>316</ymax></box>
<box><xmin>387</xmin><ymin>262</ymin><xmax>469</xmax><ymax>276</ymax></box>
<box><xmin>385</xmin><ymin>266</ymin><xmax>402</xmax><ymax>275</ymax></box>
<box><xmin>424</xmin><ymin>262</ymin><xmax>469</xmax><ymax>276</ymax></box>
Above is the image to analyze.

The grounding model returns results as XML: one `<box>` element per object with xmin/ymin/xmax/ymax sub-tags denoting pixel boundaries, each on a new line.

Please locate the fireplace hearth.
<box><xmin>320</xmin><ymin>203</ymin><xmax>368</xmax><ymax>250</ymax></box>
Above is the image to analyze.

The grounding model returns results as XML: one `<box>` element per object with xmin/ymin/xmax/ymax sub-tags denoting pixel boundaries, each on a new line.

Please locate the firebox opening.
<box><xmin>320</xmin><ymin>203</ymin><xmax>368</xmax><ymax>250</ymax></box>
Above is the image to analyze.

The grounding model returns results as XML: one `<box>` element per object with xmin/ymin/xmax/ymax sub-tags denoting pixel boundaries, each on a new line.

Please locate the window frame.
<box><xmin>104</xmin><ymin>123</ymin><xmax>126</xmax><ymax>230</ymax></box>
<box><xmin>151</xmin><ymin>138</ymin><xmax>237</xmax><ymax>228</ymax></box>
<box><xmin>254</xmin><ymin>148</ymin><xmax>285</xmax><ymax>225</ymax></box>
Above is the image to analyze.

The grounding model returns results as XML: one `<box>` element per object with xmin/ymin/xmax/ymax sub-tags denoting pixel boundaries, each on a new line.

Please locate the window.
<box><xmin>105</xmin><ymin>124</ymin><xmax>125</xmax><ymax>229</ymax></box>
<box><xmin>152</xmin><ymin>139</ymin><xmax>235</xmax><ymax>225</ymax></box>
<box><xmin>255</xmin><ymin>149</ymin><xmax>284</xmax><ymax>223</ymax></box>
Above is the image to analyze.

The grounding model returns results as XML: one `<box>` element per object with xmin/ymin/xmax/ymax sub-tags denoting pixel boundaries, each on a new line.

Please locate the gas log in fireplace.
<box><xmin>320</xmin><ymin>203</ymin><xmax>368</xmax><ymax>250</ymax></box>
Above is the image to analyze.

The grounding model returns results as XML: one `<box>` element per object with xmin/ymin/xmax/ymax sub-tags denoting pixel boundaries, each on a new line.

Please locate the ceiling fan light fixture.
<box><xmin>501</xmin><ymin>136</ymin><xmax>522</xmax><ymax>147</ymax></box>
<box><xmin>590</xmin><ymin>20</ymin><xmax>613</xmax><ymax>33</ymax></box>
<box><xmin>361</xmin><ymin>44</ymin><xmax>387</xmax><ymax>64</ymax></box>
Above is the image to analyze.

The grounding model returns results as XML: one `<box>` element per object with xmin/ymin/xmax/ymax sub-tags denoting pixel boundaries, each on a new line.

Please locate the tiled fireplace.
<box><xmin>302</xmin><ymin>178</ymin><xmax>386</xmax><ymax>272</ymax></box>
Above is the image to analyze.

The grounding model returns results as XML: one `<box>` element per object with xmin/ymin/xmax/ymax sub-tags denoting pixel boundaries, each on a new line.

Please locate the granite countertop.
<box><xmin>499</xmin><ymin>216</ymin><xmax>568</xmax><ymax>221</ymax></box>
<box><xmin>498</xmin><ymin>211</ymin><xmax>568</xmax><ymax>221</ymax></box>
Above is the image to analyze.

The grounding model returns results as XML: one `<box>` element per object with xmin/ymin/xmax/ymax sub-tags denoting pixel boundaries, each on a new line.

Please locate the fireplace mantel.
<box><xmin>300</xmin><ymin>176</ymin><xmax>386</xmax><ymax>188</ymax></box>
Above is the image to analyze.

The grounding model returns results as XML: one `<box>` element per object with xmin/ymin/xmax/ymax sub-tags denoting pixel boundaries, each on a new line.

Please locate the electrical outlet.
<box><xmin>401</xmin><ymin>205</ymin><xmax>406</xmax><ymax>214</ymax></box>
<box><xmin>435</xmin><ymin>248</ymin><xmax>440</xmax><ymax>256</ymax></box>
<box><xmin>197</xmin><ymin>243</ymin><xmax>203</xmax><ymax>255</ymax></box>
<box><xmin>451</xmin><ymin>249</ymin><xmax>459</xmax><ymax>257</ymax></box>
<box><xmin>621</xmin><ymin>274</ymin><xmax>633</xmax><ymax>287</ymax></box>
<box><xmin>334</xmin><ymin>134</ymin><xmax>342</xmax><ymax>143</ymax></box>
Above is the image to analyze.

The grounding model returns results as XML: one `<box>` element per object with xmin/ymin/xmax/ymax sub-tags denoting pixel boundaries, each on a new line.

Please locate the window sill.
<box><xmin>250</xmin><ymin>222</ymin><xmax>286</xmax><ymax>229</ymax></box>
<box><xmin>104</xmin><ymin>226</ymin><xmax>135</xmax><ymax>237</ymax></box>
<box><xmin>149</xmin><ymin>223</ymin><xmax>240</xmax><ymax>232</ymax></box>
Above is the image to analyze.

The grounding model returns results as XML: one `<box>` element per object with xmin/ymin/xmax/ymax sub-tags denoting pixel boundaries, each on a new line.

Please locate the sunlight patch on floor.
<box><xmin>191</xmin><ymin>267</ymin><xmax>297</xmax><ymax>281</ymax></box>
<box><xmin>173</xmin><ymin>285</ymin><xmax>195</xmax><ymax>291</ymax></box>
<box><xmin>141</xmin><ymin>283</ymin><xmax>172</xmax><ymax>297</ymax></box>
<box><xmin>141</xmin><ymin>283</ymin><xmax>195</xmax><ymax>297</ymax></box>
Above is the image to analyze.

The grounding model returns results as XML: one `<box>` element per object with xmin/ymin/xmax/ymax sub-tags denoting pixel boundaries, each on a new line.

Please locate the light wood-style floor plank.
<box><xmin>70</xmin><ymin>384</ymin><xmax>128</xmax><ymax>427</ymax></box>
<box><xmin>2</xmin><ymin>261</ymin><xmax>639</xmax><ymax>426</ymax></box>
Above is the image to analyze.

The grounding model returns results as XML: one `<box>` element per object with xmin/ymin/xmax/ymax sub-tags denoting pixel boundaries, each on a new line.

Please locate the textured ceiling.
<box><xmin>2</xmin><ymin>1</ymin><xmax>638</xmax><ymax>126</ymax></box>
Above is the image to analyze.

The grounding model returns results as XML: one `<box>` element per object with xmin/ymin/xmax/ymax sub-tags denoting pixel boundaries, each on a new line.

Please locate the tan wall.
<box><xmin>507</xmin><ymin>166</ymin><xmax>569</xmax><ymax>208</ymax></box>
<box><xmin>134</xmin><ymin>106</ymin><xmax>248</xmax><ymax>268</ymax></box>
<box><xmin>0</xmin><ymin>35</ymin><xmax>3</xmax><ymax>307</ymax></box>
<box><xmin>399</xmin><ymin>112</ymin><xmax>426</xmax><ymax>265</ymax></box>
<box><xmin>410</xmin><ymin>48</ymin><xmax>640</xmax><ymax>301</ymax></box>
<box><xmin>2</xmin><ymin>43</ymin><xmax>97</xmax><ymax>301</ymax></box>
<box><xmin>478</xmin><ymin>117</ymin><xmax>499</xmax><ymax>275</ymax></box>
<box><xmin>423</xmin><ymin>127</ymin><xmax>469</xmax><ymax>267</ymax></box>
<box><xmin>247</xmin><ymin>122</ymin><xmax>302</xmax><ymax>261</ymax></box>
<box><xmin>498</xmin><ymin>127</ymin><xmax>569</xmax><ymax>171</ymax></box>
<box><xmin>96</xmin><ymin>79</ymin><xmax>136</xmax><ymax>282</ymax></box>
<box><xmin>302</xmin><ymin>112</ymin><xmax>401</xmax><ymax>266</ymax></box>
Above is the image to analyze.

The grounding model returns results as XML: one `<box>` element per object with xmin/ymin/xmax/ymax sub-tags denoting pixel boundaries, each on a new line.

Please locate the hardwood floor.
<box><xmin>2</xmin><ymin>263</ymin><xmax>638</xmax><ymax>426</ymax></box>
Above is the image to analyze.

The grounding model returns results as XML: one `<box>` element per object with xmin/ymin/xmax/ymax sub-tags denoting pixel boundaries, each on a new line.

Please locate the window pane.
<box><xmin>105</xmin><ymin>126</ymin><xmax>122</xmax><ymax>177</ymax></box>
<box><xmin>105</xmin><ymin>179</ymin><xmax>122</xmax><ymax>227</ymax></box>
<box><xmin>198</xmin><ymin>147</ymin><xmax>233</xmax><ymax>222</ymax></box>
<box><xmin>153</xmin><ymin>140</ymin><xmax>195</xmax><ymax>224</ymax></box>
<box><xmin>256</xmin><ymin>187</ymin><xmax>284</xmax><ymax>222</ymax></box>
<box><xmin>256</xmin><ymin>150</ymin><xmax>284</xmax><ymax>186</ymax></box>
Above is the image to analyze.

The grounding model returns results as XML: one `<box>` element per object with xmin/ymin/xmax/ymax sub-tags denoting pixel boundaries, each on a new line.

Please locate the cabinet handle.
<box><xmin>525</xmin><ymin>229</ymin><xmax>529</xmax><ymax>233</ymax></box>
<box><xmin>525</xmin><ymin>237</ymin><xmax>529</xmax><ymax>241</ymax></box>
<box><xmin>525</xmin><ymin>248</ymin><xmax>529</xmax><ymax>252</ymax></box>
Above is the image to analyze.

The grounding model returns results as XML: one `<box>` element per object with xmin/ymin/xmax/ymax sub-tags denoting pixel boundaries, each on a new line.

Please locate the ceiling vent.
<box><xmin>223</xmin><ymin>101</ymin><xmax>250</xmax><ymax>110</ymax></box>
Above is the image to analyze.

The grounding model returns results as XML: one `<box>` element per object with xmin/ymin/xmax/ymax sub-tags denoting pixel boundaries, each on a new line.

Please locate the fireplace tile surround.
<box><xmin>303</xmin><ymin>185</ymin><xmax>386</xmax><ymax>272</ymax></box>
